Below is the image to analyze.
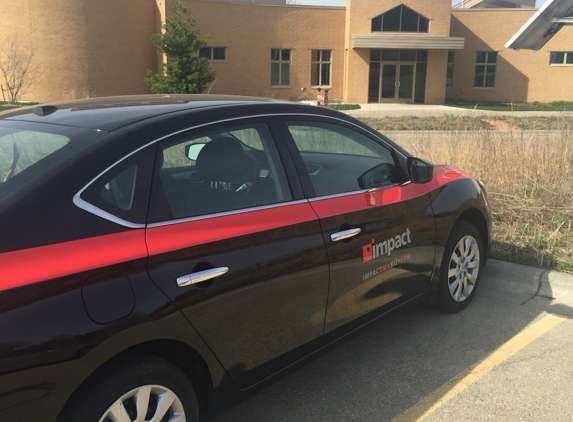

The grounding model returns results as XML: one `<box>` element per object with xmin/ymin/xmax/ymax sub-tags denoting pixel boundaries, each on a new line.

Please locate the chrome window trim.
<box><xmin>74</xmin><ymin>112</ymin><xmax>406</xmax><ymax>228</ymax></box>
<box><xmin>73</xmin><ymin>140</ymin><xmax>155</xmax><ymax>229</ymax></box>
<box><xmin>72</xmin><ymin>196</ymin><xmax>146</xmax><ymax>229</ymax></box>
<box><xmin>308</xmin><ymin>183</ymin><xmax>405</xmax><ymax>202</ymax></box>
<box><xmin>147</xmin><ymin>199</ymin><xmax>309</xmax><ymax>229</ymax></box>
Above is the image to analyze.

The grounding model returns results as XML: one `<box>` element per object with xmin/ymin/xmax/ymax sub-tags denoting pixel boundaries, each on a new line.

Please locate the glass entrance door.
<box><xmin>398</xmin><ymin>64</ymin><xmax>414</xmax><ymax>100</ymax></box>
<box><xmin>381</xmin><ymin>64</ymin><xmax>397</xmax><ymax>99</ymax></box>
<box><xmin>379</xmin><ymin>63</ymin><xmax>414</xmax><ymax>102</ymax></box>
<box><xmin>368</xmin><ymin>50</ymin><xmax>427</xmax><ymax>103</ymax></box>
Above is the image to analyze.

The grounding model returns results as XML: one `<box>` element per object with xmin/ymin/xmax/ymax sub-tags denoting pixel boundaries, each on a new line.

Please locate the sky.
<box><xmin>297</xmin><ymin>0</ymin><xmax>548</xmax><ymax>6</ymax></box>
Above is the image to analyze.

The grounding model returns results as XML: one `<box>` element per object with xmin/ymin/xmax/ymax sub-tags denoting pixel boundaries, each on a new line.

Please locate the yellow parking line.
<box><xmin>392</xmin><ymin>314</ymin><xmax>566</xmax><ymax>422</ymax></box>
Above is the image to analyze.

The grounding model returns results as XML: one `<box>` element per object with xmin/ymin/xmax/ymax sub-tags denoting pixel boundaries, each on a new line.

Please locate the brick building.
<box><xmin>0</xmin><ymin>0</ymin><xmax>571</xmax><ymax>104</ymax></box>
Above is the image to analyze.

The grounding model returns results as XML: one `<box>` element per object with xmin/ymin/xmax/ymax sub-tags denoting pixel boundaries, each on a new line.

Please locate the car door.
<box><xmin>280</xmin><ymin>118</ymin><xmax>436</xmax><ymax>333</ymax></box>
<box><xmin>145</xmin><ymin>119</ymin><xmax>330</xmax><ymax>389</ymax></box>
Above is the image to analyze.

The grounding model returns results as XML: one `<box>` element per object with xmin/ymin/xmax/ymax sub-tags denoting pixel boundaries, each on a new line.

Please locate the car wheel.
<box><xmin>435</xmin><ymin>221</ymin><xmax>483</xmax><ymax>313</ymax></box>
<box><xmin>58</xmin><ymin>353</ymin><xmax>199</xmax><ymax>422</ymax></box>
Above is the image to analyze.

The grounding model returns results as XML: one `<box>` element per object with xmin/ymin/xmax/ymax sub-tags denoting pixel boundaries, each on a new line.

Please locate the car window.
<box><xmin>78</xmin><ymin>146</ymin><xmax>155</xmax><ymax>225</ymax></box>
<box><xmin>0</xmin><ymin>127</ymin><xmax>69</xmax><ymax>184</ymax></box>
<box><xmin>286</xmin><ymin>121</ymin><xmax>399</xmax><ymax>197</ymax></box>
<box><xmin>99</xmin><ymin>164</ymin><xmax>138</xmax><ymax>211</ymax></box>
<box><xmin>152</xmin><ymin>122</ymin><xmax>292</xmax><ymax>222</ymax></box>
<box><xmin>0</xmin><ymin>121</ymin><xmax>109</xmax><ymax>205</ymax></box>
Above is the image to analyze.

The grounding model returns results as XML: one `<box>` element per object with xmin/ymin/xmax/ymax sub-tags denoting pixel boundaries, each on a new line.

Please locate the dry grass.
<box><xmin>361</xmin><ymin>115</ymin><xmax>493</xmax><ymax>131</ymax></box>
<box><xmin>360</xmin><ymin>115</ymin><xmax>573</xmax><ymax>132</ymax></box>
<box><xmin>501</xmin><ymin>116</ymin><xmax>573</xmax><ymax>131</ymax></box>
<box><xmin>394</xmin><ymin>130</ymin><xmax>573</xmax><ymax>272</ymax></box>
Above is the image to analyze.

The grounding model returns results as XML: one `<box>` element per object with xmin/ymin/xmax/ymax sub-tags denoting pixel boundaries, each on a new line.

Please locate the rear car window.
<box><xmin>0</xmin><ymin>128</ymin><xmax>69</xmax><ymax>183</ymax></box>
<box><xmin>0</xmin><ymin>120</ymin><xmax>108</xmax><ymax>203</ymax></box>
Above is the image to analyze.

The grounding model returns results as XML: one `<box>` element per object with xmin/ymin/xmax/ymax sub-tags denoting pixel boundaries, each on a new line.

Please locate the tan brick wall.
<box><xmin>0</xmin><ymin>0</ymin><xmax>157</xmax><ymax>102</ymax></box>
<box><xmin>3</xmin><ymin>0</ymin><xmax>571</xmax><ymax>105</ymax></box>
<box><xmin>426</xmin><ymin>50</ymin><xmax>448</xmax><ymax>104</ymax></box>
<box><xmin>344</xmin><ymin>0</ymin><xmax>452</xmax><ymax>103</ymax></box>
<box><xmin>178</xmin><ymin>1</ymin><xmax>346</xmax><ymax>101</ymax></box>
<box><xmin>449</xmin><ymin>9</ymin><xmax>573</xmax><ymax>103</ymax></box>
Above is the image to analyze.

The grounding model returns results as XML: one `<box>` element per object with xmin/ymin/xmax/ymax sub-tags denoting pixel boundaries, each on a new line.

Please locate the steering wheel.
<box><xmin>238</xmin><ymin>151</ymin><xmax>260</xmax><ymax>193</ymax></box>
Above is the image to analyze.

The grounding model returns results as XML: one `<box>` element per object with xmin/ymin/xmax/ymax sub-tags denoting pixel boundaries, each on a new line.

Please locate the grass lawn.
<box><xmin>448</xmin><ymin>101</ymin><xmax>573</xmax><ymax>112</ymax></box>
<box><xmin>329</xmin><ymin>103</ymin><xmax>361</xmax><ymax>111</ymax></box>
<box><xmin>0</xmin><ymin>101</ymin><xmax>40</xmax><ymax>113</ymax></box>
<box><xmin>0</xmin><ymin>105</ymin><xmax>16</xmax><ymax>112</ymax></box>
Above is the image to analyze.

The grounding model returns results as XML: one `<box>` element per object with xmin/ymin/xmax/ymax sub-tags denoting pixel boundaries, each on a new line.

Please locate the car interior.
<box><xmin>156</xmin><ymin>131</ymin><xmax>287</xmax><ymax>221</ymax></box>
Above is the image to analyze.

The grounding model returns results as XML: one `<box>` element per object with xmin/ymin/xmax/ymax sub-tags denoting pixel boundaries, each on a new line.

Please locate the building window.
<box><xmin>199</xmin><ymin>47</ymin><xmax>226</xmax><ymax>61</ymax></box>
<box><xmin>311</xmin><ymin>50</ymin><xmax>331</xmax><ymax>87</ymax></box>
<box><xmin>550</xmin><ymin>52</ymin><xmax>573</xmax><ymax>65</ymax></box>
<box><xmin>271</xmin><ymin>49</ymin><xmax>291</xmax><ymax>87</ymax></box>
<box><xmin>474</xmin><ymin>51</ymin><xmax>497</xmax><ymax>88</ymax></box>
<box><xmin>371</xmin><ymin>5</ymin><xmax>429</xmax><ymax>33</ymax></box>
<box><xmin>446</xmin><ymin>51</ymin><xmax>455</xmax><ymax>89</ymax></box>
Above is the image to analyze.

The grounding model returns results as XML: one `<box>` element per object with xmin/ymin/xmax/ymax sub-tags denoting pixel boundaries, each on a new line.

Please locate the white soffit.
<box><xmin>352</xmin><ymin>35</ymin><xmax>465</xmax><ymax>50</ymax></box>
<box><xmin>506</xmin><ymin>0</ymin><xmax>573</xmax><ymax>50</ymax></box>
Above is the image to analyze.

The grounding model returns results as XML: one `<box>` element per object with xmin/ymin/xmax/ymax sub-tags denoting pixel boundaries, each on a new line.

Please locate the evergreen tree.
<box><xmin>146</xmin><ymin>1</ymin><xmax>215</xmax><ymax>94</ymax></box>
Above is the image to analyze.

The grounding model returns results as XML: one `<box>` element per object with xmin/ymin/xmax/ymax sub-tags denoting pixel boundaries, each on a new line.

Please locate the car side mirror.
<box><xmin>407</xmin><ymin>157</ymin><xmax>434</xmax><ymax>184</ymax></box>
<box><xmin>358</xmin><ymin>162</ymin><xmax>397</xmax><ymax>189</ymax></box>
<box><xmin>185</xmin><ymin>143</ymin><xmax>206</xmax><ymax>161</ymax></box>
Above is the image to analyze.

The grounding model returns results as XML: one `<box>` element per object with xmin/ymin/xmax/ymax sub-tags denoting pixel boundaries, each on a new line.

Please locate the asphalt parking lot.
<box><xmin>214</xmin><ymin>260</ymin><xmax>573</xmax><ymax>422</ymax></box>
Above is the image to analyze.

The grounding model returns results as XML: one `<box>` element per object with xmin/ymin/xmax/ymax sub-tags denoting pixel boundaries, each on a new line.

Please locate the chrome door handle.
<box><xmin>330</xmin><ymin>228</ymin><xmax>361</xmax><ymax>242</ymax></box>
<box><xmin>177</xmin><ymin>267</ymin><xmax>229</xmax><ymax>287</ymax></box>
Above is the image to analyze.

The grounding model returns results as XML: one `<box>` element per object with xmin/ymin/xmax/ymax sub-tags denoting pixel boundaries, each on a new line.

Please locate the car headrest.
<box><xmin>195</xmin><ymin>137</ymin><xmax>251</xmax><ymax>182</ymax></box>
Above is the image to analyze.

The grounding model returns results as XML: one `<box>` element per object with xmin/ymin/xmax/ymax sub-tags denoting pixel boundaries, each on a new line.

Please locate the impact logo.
<box><xmin>362</xmin><ymin>228</ymin><xmax>412</xmax><ymax>263</ymax></box>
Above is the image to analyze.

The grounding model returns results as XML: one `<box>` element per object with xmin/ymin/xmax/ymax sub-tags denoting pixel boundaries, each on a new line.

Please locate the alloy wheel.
<box><xmin>447</xmin><ymin>235</ymin><xmax>480</xmax><ymax>302</ymax></box>
<box><xmin>99</xmin><ymin>384</ymin><xmax>186</xmax><ymax>422</ymax></box>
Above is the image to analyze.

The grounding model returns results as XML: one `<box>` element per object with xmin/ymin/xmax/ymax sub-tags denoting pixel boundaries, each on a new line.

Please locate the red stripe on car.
<box><xmin>309</xmin><ymin>166</ymin><xmax>470</xmax><ymax>218</ymax></box>
<box><xmin>0</xmin><ymin>230</ymin><xmax>148</xmax><ymax>292</ymax></box>
<box><xmin>146</xmin><ymin>202</ymin><xmax>319</xmax><ymax>256</ymax></box>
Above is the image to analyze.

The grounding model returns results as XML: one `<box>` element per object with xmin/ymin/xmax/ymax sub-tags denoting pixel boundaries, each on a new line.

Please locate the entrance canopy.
<box><xmin>506</xmin><ymin>0</ymin><xmax>573</xmax><ymax>50</ymax></box>
<box><xmin>352</xmin><ymin>34</ymin><xmax>465</xmax><ymax>49</ymax></box>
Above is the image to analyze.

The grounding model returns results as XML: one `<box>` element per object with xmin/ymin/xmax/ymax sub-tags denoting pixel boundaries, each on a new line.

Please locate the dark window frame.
<box><xmin>311</xmin><ymin>49</ymin><xmax>332</xmax><ymax>87</ymax></box>
<box><xmin>474</xmin><ymin>51</ymin><xmax>497</xmax><ymax>89</ymax></box>
<box><xmin>446</xmin><ymin>51</ymin><xmax>455</xmax><ymax>89</ymax></box>
<box><xmin>550</xmin><ymin>51</ymin><xmax>573</xmax><ymax>65</ymax></box>
<box><xmin>199</xmin><ymin>46</ymin><xmax>227</xmax><ymax>62</ymax></box>
<box><xmin>371</xmin><ymin>4</ymin><xmax>430</xmax><ymax>33</ymax></box>
<box><xmin>271</xmin><ymin>48</ymin><xmax>291</xmax><ymax>87</ymax></box>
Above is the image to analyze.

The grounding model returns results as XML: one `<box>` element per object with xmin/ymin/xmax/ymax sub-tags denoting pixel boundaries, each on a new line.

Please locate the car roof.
<box><xmin>0</xmin><ymin>94</ymin><xmax>283</xmax><ymax>132</ymax></box>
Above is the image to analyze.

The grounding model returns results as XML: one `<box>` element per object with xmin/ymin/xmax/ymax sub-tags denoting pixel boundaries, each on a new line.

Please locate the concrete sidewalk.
<box><xmin>481</xmin><ymin>259</ymin><xmax>573</xmax><ymax>313</ymax></box>
<box><xmin>342</xmin><ymin>103</ymin><xmax>573</xmax><ymax>118</ymax></box>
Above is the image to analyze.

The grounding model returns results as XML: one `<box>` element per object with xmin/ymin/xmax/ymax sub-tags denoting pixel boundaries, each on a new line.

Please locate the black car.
<box><xmin>0</xmin><ymin>95</ymin><xmax>491</xmax><ymax>422</ymax></box>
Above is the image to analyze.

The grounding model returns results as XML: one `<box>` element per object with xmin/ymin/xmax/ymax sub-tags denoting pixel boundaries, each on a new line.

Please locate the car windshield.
<box><xmin>0</xmin><ymin>120</ymin><xmax>108</xmax><ymax>203</ymax></box>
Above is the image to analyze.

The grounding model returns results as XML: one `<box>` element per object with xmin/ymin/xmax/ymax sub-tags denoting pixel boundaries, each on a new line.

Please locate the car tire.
<box><xmin>58</xmin><ymin>353</ymin><xmax>199</xmax><ymax>422</ymax></box>
<box><xmin>435</xmin><ymin>221</ymin><xmax>483</xmax><ymax>313</ymax></box>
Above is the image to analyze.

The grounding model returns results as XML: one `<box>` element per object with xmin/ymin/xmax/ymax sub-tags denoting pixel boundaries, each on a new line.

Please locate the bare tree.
<box><xmin>0</xmin><ymin>37</ymin><xmax>38</xmax><ymax>103</ymax></box>
<box><xmin>286</xmin><ymin>0</ymin><xmax>300</xmax><ymax>4</ymax></box>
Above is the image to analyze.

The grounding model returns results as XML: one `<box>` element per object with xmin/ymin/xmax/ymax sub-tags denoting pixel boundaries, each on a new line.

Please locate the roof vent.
<box><xmin>33</xmin><ymin>105</ymin><xmax>58</xmax><ymax>116</ymax></box>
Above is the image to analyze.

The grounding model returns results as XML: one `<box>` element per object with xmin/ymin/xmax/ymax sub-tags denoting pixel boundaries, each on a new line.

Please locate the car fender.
<box><xmin>424</xmin><ymin>173</ymin><xmax>492</xmax><ymax>299</ymax></box>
